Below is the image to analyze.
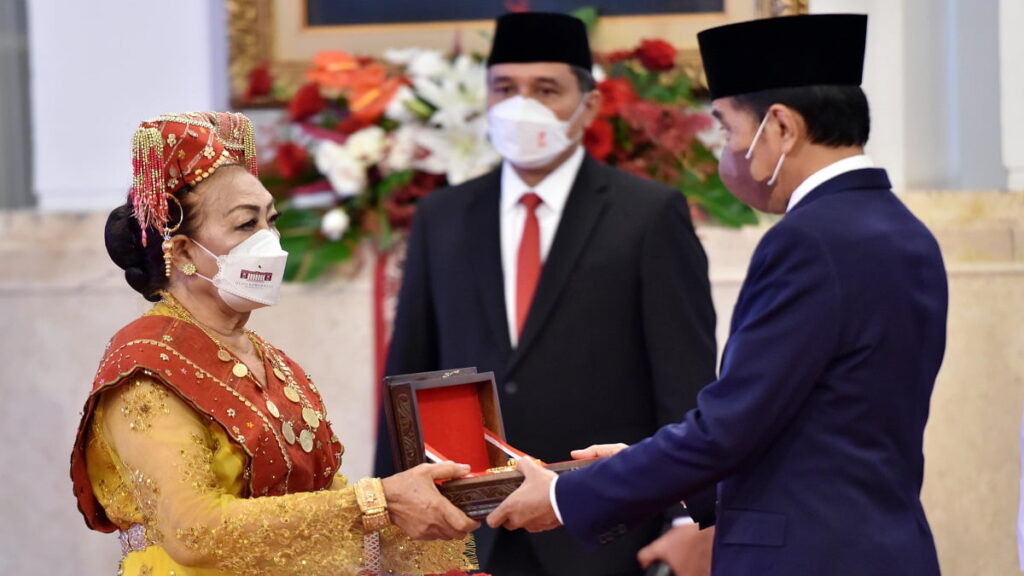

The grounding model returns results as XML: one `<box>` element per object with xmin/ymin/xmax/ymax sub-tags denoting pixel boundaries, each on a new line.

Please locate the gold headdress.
<box><xmin>130</xmin><ymin>111</ymin><xmax>258</xmax><ymax>246</ymax></box>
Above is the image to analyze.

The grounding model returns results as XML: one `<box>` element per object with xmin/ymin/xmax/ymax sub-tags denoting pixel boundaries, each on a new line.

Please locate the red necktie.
<box><xmin>516</xmin><ymin>192</ymin><xmax>543</xmax><ymax>336</ymax></box>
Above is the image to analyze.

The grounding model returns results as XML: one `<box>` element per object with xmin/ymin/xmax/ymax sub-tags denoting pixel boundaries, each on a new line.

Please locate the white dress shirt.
<box><xmin>786</xmin><ymin>154</ymin><xmax>875</xmax><ymax>212</ymax></box>
<box><xmin>499</xmin><ymin>145</ymin><xmax>586</xmax><ymax>347</ymax></box>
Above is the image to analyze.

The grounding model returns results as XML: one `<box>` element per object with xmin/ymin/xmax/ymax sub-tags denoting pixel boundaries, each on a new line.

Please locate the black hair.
<box><xmin>104</xmin><ymin>185</ymin><xmax>199</xmax><ymax>302</ymax></box>
<box><xmin>733</xmin><ymin>85</ymin><xmax>871</xmax><ymax>147</ymax></box>
<box><xmin>570</xmin><ymin>65</ymin><xmax>597</xmax><ymax>93</ymax></box>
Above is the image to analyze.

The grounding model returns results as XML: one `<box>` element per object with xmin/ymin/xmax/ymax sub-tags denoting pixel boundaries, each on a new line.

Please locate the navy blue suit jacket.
<box><xmin>557</xmin><ymin>168</ymin><xmax>947</xmax><ymax>576</ymax></box>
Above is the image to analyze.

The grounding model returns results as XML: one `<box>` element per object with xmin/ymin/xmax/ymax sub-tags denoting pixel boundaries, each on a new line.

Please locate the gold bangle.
<box><xmin>354</xmin><ymin>478</ymin><xmax>391</xmax><ymax>532</ymax></box>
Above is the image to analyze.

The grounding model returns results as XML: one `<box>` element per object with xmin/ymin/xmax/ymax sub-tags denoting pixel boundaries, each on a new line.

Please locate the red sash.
<box><xmin>70</xmin><ymin>314</ymin><xmax>341</xmax><ymax>532</ymax></box>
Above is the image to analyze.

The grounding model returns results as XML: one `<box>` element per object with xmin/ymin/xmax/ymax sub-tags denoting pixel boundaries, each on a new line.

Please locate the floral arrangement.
<box><xmin>256</xmin><ymin>22</ymin><xmax>755</xmax><ymax>281</ymax></box>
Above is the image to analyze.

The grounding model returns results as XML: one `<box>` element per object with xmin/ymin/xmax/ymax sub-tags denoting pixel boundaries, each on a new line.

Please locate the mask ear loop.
<box><xmin>746</xmin><ymin>112</ymin><xmax>771</xmax><ymax>160</ymax></box>
<box><xmin>564</xmin><ymin>91</ymin><xmax>594</xmax><ymax>143</ymax></box>
<box><xmin>767</xmin><ymin>153</ymin><xmax>786</xmax><ymax>186</ymax></box>
<box><xmin>745</xmin><ymin>111</ymin><xmax>786</xmax><ymax>186</ymax></box>
<box><xmin>161</xmin><ymin>194</ymin><xmax>185</xmax><ymax>278</ymax></box>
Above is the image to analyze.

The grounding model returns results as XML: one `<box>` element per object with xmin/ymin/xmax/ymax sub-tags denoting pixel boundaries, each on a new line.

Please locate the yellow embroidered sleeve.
<box><xmin>97</xmin><ymin>378</ymin><xmax>475</xmax><ymax>576</ymax></box>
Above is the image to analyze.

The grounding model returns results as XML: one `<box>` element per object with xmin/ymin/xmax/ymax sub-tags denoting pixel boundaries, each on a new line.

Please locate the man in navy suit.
<box><xmin>489</xmin><ymin>14</ymin><xmax>947</xmax><ymax>576</ymax></box>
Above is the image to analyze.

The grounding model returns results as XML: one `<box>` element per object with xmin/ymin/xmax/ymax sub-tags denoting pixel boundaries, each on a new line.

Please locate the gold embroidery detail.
<box><xmin>119</xmin><ymin>380</ymin><xmax>170</xmax><ymax>433</ymax></box>
<box><xmin>176</xmin><ymin>431</ymin><xmax>220</xmax><ymax>494</ymax></box>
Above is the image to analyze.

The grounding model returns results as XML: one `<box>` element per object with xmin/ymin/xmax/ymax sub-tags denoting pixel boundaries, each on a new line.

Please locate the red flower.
<box><xmin>289</xmin><ymin>83</ymin><xmax>325</xmax><ymax>122</ymax></box>
<box><xmin>604</xmin><ymin>50</ymin><xmax>636</xmax><ymax>64</ymax></box>
<box><xmin>597</xmin><ymin>78</ymin><xmax>638</xmax><ymax>118</ymax></box>
<box><xmin>584</xmin><ymin>118</ymin><xmax>615</xmax><ymax>161</ymax></box>
<box><xmin>244</xmin><ymin>63</ymin><xmax>272</xmax><ymax>104</ymax></box>
<box><xmin>274</xmin><ymin>142</ymin><xmax>309</xmax><ymax>180</ymax></box>
<box><xmin>635</xmin><ymin>39</ymin><xmax>677</xmax><ymax>72</ymax></box>
<box><xmin>335</xmin><ymin>116</ymin><xmax>374</xmax><ymax>136</ymax></box>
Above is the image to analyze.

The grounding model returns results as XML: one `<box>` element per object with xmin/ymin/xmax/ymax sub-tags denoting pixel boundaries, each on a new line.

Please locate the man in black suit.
<box><xmin>376</xmin><ymin>12</ymin><xmax>718</xmax><ymax>575</ymax></box>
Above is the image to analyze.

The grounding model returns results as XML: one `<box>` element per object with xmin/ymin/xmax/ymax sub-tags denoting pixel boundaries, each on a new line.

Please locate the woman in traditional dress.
<box><xmin>69</xmin><ymin>112</ymin><xmax>479</xmax><ymax>576</ymax></box>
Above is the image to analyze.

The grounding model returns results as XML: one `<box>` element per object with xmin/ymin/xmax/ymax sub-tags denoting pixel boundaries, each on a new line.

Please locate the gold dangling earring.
<box><xmin>180</xmin><ymin>262</ymin><xmax>197</xmax><ymax>276</ymax></box>
<box><xmin>162</xmin><ymin>236</ymin><xmax>173</xmax><ymax>278</ymax></box>
<box><xmin>162</xmin><ymin>193</ymin><xmax>185</xmax><ymax>279</ymax></box>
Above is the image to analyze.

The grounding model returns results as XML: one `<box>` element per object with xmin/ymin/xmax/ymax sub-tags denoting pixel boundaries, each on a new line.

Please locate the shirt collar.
<box><xmin>786</xmin><ymin>154</ymin><xmax>875</xmax><ymax>212</ymax></box>
<box><xmin>501</xmin><ymin>146</ymin><xmax>586</xmax><ymax>213</ymax></box>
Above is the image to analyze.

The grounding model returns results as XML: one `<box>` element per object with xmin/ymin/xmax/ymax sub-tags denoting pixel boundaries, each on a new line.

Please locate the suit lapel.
<box><xmin>508</xmin><ymin>156</ymin><xmax>610</xmax><ymax>373</ymax></box>
<box><xmin>465</xmin><ymin>170</ymin><xmax>513</xmax><ymax>357</ymax></box>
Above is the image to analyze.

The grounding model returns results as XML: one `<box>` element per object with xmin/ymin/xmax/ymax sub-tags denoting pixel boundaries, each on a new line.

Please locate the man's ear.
<box><xmin>580</xmin><ymin>89</ymin><xmax>603</xmax><ymax>129</ymax></box>
<box><xmin>769</xmin><ymin>103</ymin><xmax>806</xmax><ymax>155</ymax></box>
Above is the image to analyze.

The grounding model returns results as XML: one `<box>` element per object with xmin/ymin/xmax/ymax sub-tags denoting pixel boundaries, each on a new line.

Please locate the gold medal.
<box><xmin>299</xmin><ymin>429</ymin><xmax>314</xmax><ymax>453</ymax></box>
<box><xmin>217</xmin><ymin>349</ymin><xmax>232</xmax><ymax>362</ymax></box>
<box><xmin>282</xmin><ymin>421</ymin><xmax>296</xmax><ymax>444</ymax></box>
<box><xmin>232</xmin><ymin>363</ymin><xmax>249</xmax><ymax>378</ymax></box>
<box><xmin>265</xmin><ymin>399</ymin><xmax>280</xmax><ymax>419</ymax></box>
<box><xmin>273</xmin><ymin>366</ymin><xmax>286</xmax><ymax>381</ymax></box>
<box><xmin>284</xmin><ymin>386</ymin><xmax>301</xmax><ymax>403</ymax></box>
<box><xmin>302</xmin><ymin>407</ymin><xmax>320</xmax><ymax>429</ymax></box>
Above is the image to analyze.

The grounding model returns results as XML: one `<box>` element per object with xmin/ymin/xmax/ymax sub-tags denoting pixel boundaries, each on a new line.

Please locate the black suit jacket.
<box><xmin>377</xmin><ymin>155</ymin><xmax>718</xmax><ymax>575</ymax></box>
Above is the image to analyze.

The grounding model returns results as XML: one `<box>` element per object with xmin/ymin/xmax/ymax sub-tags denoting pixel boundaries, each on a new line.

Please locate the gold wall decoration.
<box><xmin>228</xmin><ymin>0</ymin><xmax>809</xmax><ymax>107</ymax></box>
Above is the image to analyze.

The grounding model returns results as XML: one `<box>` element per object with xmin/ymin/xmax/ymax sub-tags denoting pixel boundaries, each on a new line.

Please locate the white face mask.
<box><xmin>487</xmin><ymin>94</ymin><xmax>588</xmax><ymax>169</ymax></box>
<box><xmin>192</xmin><ymin>229</ymin><xmax>288</xmax><ymax>312</ymax></box>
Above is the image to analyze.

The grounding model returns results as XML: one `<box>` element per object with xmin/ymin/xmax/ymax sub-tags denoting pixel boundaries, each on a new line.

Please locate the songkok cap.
<box><xmin>487</xmin><ymin>12</ymin><xmax>592</xmax><ymax>71</ymax></box>
<box><xmin>129</xmin><ymin>111</ymin><xmax>258</xmax><ymax>245</ymax></box>
<box><xmin>697</xmin><ymin>14</ymin><xmax>867</xmax><ymax>100</ymax></box>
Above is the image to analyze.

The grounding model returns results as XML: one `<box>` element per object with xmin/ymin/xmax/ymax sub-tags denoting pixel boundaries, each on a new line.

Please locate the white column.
<box><xmin>1001</xmin><ymin>0</ymin><xmax>1024</xmax><ymax>191</ymax></box>
<box><xmin>27</xmin><ymin>0</ymin><xmax>228</xmax><ymax>211</ymax></box>
<box><xmin>811</xmin><ymin>0</ymin><xmax>1006</xmax><ymax>191</ymax></box>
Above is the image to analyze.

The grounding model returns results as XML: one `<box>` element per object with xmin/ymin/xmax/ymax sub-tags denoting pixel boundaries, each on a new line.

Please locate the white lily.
<box><xmin>315</xmin><ymin>141</ymin><xmax>366</xmax><ymax>197</ymax></box>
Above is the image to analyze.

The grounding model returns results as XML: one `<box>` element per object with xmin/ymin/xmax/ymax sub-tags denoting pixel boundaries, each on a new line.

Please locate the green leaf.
<box><xmin>572</xmin><ymin>6</ymin><xmax>599</xmax><ymax>33</ymax></box>
<box><xmin>375</xmin><ymin>170</ymin><xmax>414</xmax><ymax>199</ymax></box>
<box><xmin>303</xmin><ymin>240</ymin><xmax>353</xmax><ymax>281</ymax></box>
<box><xmin>280</xmin><ymin>235</ymin><xmax>314</xmax><ymax>281</ymax></box>
<box><xmin>275</xmin><ymin>208</ymin><xmax>322</xmax><ymax>234</ymax></box>
<box><xmin>375</xmin><ymin>211</ymin><xmax>396</xmax><ymax>252</ymax></box>
<box><xmin>405</xmin><ymin>97</ymin><xmax>436</xmax><ymax>120</ymax></box>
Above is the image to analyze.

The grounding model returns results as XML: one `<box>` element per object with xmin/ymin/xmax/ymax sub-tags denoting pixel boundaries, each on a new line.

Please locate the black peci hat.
<box><xmin>487</xmin><ymin>12</ymin><xmax>592</xmax><ymax>70</ymax></box>
<box><xmin>697</xmin><ymin>14</ymin><xmax>867</xmax><ymax>100</ymax></box>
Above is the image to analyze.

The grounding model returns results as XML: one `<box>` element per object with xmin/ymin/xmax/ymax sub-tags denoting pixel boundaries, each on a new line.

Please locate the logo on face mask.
<box><xmin>239</xmin><ymin>269</ymin><xmax>274</xmax><ymax>282</ymax></box>
<box><xmin>487</xmin><ymin>95</ymin><xmax>588</xmax><ymax>169</ymax></box>
<box><xmin>192</xmin><ymin>229</ymin><xmax>289</xmax><ymax>312</ymax></box>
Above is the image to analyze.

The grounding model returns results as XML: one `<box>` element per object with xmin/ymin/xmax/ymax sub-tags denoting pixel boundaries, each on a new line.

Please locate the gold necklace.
<box><xmin>157</xmin><ymin>291</ymin><xmax>263</xmax><ymax>386</ymax></box>
<box><xmin>157</xmin><ymin>291</ymin><xmax>324</xmax><ymax>452</ymax></box>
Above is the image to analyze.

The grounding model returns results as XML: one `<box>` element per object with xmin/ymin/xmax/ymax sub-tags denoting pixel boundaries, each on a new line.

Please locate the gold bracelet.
<box><xmin>354</xmin><ymin>478</ymin><xmax>391</xmax><ymax>532</ymax></box>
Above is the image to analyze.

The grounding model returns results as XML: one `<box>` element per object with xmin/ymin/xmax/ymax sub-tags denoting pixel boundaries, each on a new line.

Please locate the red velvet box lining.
<box><xmin>417</xmin><ymin>383</ymin><xmax>492</xmax><ymax>472</ymax></box>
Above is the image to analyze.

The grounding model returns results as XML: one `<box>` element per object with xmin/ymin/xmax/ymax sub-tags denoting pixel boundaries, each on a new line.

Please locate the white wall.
<box><xmin>811</xmin><ymin>0</ymin><xmax>1008</xmax><ymax>191</ymax></box>
<box><xmin>28</xmin><ymin>0</ymin><xmax>227</xmax><ymax>211</ymax></box>
<box><xmin>1001</xmin><ymin>0</ymin><xmax>1024</xmax><ymax>191</ymax></box>
<box><xmin>26</xmin><ymin>0</ymin><xmax>1014</xmax><ymax>210</ymax></box>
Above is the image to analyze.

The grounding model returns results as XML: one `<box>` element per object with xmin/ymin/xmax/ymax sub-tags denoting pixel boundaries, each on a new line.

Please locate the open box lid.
<box><xmin>383</xmin><ymin>368</ymin><xmax>513</xmax><ymax>473</ymax></box>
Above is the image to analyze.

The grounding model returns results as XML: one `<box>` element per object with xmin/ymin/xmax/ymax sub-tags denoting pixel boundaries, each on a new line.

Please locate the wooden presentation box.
<box><xmin>383</xmin><ymin>368</ymin><xmax>599</xmax><ymax>519</ymax></box>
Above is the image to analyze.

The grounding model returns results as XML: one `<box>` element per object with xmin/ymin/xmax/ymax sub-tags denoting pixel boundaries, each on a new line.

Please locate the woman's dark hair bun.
<box><xmin>104</xmin><ymin>202</ymin><xmax>166</xmax><ymax>302</ymax></box>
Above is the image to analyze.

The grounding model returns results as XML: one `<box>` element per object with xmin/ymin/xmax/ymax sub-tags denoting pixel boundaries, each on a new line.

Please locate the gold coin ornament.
<box><xmin>302</xmin><ymin>407</ymin><xmax>320</xmax><ymax>429</ymax></box>
<box><xmin>299</xmin><ymin>429</ymin><xmax>314</xmax><ymax>453</ymax></box>
<box><xmin>265</xmin><ymin>399</ymin><xmax>281</xmax><ymax>419</ymax></box>
<box><xmin>282</xmin><ymin>421</ymin><xmax>296</xmax><ymax>444</ymax></box>
<box><xmin>273</xmin><ymin>367</ymin><xmax>286</xmax><ymax>381</ymax></box>
<box><xmin>232</xmin><ymin>363</ymin><xmax>249</xmax><ymax>378</ymax></box>
<box><xmin>217</xmin><ymin>350</ymin><xmax>232</xmax><ymax>362</ymax></box>
<box><xmin>283</xmin><ymin>386</ymin><xmax>301</xmax><ymax>403</ymax></box>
